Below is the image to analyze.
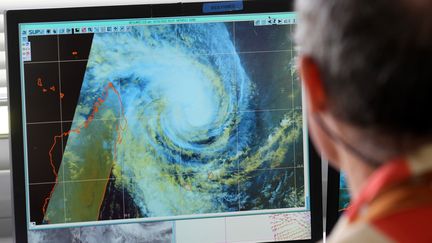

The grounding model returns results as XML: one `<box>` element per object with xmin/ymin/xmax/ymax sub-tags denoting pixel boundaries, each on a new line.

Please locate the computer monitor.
<box><xmin>6</xmin><ymin>1</ymin><xmax>323</xmax><ymax>242</ymax></box>
<box><xmin>338</xmin><ymin>173</ymin><xmax>350</xmax><ymax>212</ymax></box>
<box><xmin>326</xmin><ymin>167</ymin><xmax>351</xmax><ymax>234</ymax></box>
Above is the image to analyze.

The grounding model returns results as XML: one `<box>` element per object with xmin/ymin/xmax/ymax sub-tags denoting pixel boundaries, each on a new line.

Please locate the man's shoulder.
<box><xmin>371</xmin><ymin>205</ymin><xmax>432</xmax><ymax>243</ymax></box>
<box><xmin>328</xmin><ymin>206</ymin><xmax>432</xmax><ymax>243</ymax></box>
<box><xmin>327</xmin><ymin>217</ymin><xmax>393</xmax><ymax>243</ymax></box>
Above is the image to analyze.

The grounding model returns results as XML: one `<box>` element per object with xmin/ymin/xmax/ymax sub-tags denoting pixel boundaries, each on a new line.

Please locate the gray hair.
<box><xmin>295</xmin><ymin>0</ymin><xmax>432</xmax><ymax>151</ymax></box>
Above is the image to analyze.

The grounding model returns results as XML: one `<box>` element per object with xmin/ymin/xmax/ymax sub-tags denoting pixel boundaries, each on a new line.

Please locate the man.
<box><xmin>295</xmin><ymin>0</ymin><xmax>432</xmax><ymax>242</ymax></box>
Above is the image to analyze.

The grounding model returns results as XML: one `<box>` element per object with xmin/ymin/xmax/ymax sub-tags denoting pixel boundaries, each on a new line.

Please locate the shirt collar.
<box><xmin>345</xmin><ymin>143</ymin><xmax>432</xmax><ymax>222</ymax></box>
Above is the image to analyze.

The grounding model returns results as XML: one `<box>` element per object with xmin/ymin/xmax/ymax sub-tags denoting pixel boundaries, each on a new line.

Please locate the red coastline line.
<box><xmin>42</xmin><ymin>82</ymin><xmax>127</xmax><ymax>220</ymax></box>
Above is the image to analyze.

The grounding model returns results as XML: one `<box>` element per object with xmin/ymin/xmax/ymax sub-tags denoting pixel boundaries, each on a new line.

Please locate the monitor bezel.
<box><xmin>326</xmin><ymin>166</ymin><xmax>342</xmax><ymax>235</ymax></box>
<box><xmin>6</xmin><ymin>1</ymin><xmax>323</xmax><ymax>242</ymax></box>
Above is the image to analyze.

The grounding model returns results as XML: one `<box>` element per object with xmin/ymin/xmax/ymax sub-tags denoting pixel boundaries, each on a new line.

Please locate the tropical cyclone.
<box><xmin>44</xmin><ymin>23</ymin><xmax>305</xmax><ymax>224</ymax></box>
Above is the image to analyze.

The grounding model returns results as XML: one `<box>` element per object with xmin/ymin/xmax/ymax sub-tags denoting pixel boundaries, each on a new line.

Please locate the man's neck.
<box><xmin>339</xmin><ymin>147</ymin><xmax>375</xmax><ymax>199</ymax></box>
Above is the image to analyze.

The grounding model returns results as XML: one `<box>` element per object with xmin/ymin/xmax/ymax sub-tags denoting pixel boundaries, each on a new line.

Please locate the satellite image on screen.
<box><xmin>339</xmin><ymin>173</ymin><xmax>350</xmax><ymax>212</ymax></box>
<box><xmin>24</xmin><ymin>21</ymin><xmax>305</xmax><ymax>226</ymax></box>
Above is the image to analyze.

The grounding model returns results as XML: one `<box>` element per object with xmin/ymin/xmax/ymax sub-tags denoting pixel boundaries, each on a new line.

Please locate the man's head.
<box><xmin>295</xmin><ymin>0</ymin><xmax>432</xmax><ymax>168</ymax></box>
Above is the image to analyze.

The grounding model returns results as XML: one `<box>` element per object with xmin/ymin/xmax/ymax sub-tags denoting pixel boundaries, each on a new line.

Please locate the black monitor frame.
<box><xmin>6</xmin><ymin>1</ymin><xmax>323</xmax><ymax>242</ymax></box>
<box><xmin>326</xmin><ymin>166</ymin><xmax>343</xmax><ymax>235</ymax></box>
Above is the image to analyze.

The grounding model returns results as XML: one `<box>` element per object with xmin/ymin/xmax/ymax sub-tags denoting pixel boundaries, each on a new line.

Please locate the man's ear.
<box><xmin>299</xmin><ymin>56</ymin><xmax>327</xmax><ymax>112</ymax></box>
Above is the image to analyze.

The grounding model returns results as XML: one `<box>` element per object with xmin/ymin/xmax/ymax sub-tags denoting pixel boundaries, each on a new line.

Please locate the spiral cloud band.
<box><xmin>44</xmin><ymin>23</ymin><xmax>305</xmax><ymax>223</ymax></box>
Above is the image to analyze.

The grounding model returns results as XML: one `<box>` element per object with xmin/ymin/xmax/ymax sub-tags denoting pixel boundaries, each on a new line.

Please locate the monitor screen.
<box><xmin>326</xmin><ymin>168</ymin><xmax>351</xmax><ymax>234</ymax></box>
<box><xmin>7</xmin><ymin>2</ymin><xmax>322</xmax><ymax>242</ymax></box>
<box><xmin>338</xmin><ymin>173</ymin><xmax>350</xmax><ymax>213</ymax></box>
